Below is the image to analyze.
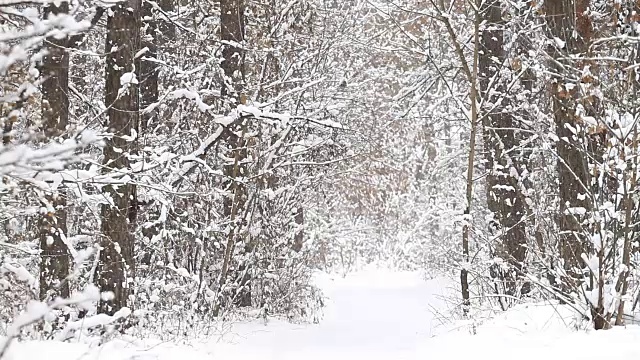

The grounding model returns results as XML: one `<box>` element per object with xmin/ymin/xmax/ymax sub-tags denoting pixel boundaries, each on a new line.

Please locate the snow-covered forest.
<box><xmin>2</xmin><ymin>0</ymin><xmax>640</xmax><ymax>358</ymax></box>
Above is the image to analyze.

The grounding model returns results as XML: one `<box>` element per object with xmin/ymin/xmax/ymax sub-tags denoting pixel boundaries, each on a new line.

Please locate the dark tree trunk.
<box><xmin>545</xmin><ymin>0</ymin><xmax>593</xmax><ymax>290</ymax></box>
<box><xmin>216</xmin><ymin>0</ymin><xmax>250</xmax><ymax>312</ymax></box>
<box><xmin>293</xmin><ymin>207</ymin><xmax>304</xmax><ymax>252</ymax></box>
<box><xmin>220</xmin><ymin>0</ymin><xmax>245</xmax><ymax>102</ymax></box>
<box><xmin>96</xmin><ymin>0</ymin><xmax>141</xmax><ymax>315</ymax></box>
<box><xmin>478</xmin><ymin>0</ymin><xmax>527</xmax><ymax>298</ymax></box>
<box><xmin>138</xmin><ymin>0</ymin><xmax>169</xmax><ymax>132</ymax></box>
<box><xmin>140</xmin><ymin>0</ymin><xmax>158</xmax><ymax>132</ymax></box>
<box><xmin>139</xmin><ymin>0</ymin><xmax>175</xmax><ymax>132</ymax></box>
<box><xmin>137</xmin><ymin>0</ymin><xmax>174</xmax><ymax>254</ymax></box>
<box><xmin>39</xmin><ymin>2</ymin><xmax>71</xmax><ymax>302</ymax></box>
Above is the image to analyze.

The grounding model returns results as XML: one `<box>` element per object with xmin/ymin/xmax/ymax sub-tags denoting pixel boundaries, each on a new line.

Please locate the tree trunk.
<box><xmin>614</xmin><ymin>43</ymin><xmax>640</xmax><ymax>325</ymax></box>
<box><xmin>139</xmin><ymin>0</ymin><xmax>175</xmax><ymax>131</ymax></box>
<box><xmin>139</xmin><ymin>0</ymin><xmax>175</xmax><ymax>133</ymax></box>
<box><xmin>461</xmin><ymin>0</ymin><xmax>481</xmax><ymax>317</ymax></box>
<box><xmin>545</xmin><ymin>0</ymin><xmax>592</xmax><ymax>291</ymax></box>
<box><xmin>216</xmin><ymin>0</ymin><xmax>249</xmax><ymax>313</ymax></box>
<box><xmin>96</xmin><ymin>0</ymin><xmax>141</xmax><ymax>315</ymax></box>
<box><xmin>478</xmin><ymin>0</ymin><xmax>527</xmax><ymax>298</ymax></box>
<box><xmin>436</xmin><ymin>0</ymin><xmax>478</xmax><ymax>317</ymax></box>
<box><xmin>140</xmin><ymin>0</ymin><xmax>158</xmax><ymax>132</ymax></box>
<box><xmin>293</xmin><ymin>207</ymin><xmax>304</xmax><ymax>252</ymax></box>
<box><xmin>220</xmin><ymin>0</ymin><xmax>245</xmax><ymax>102</ymax></box>
<box><xmin>38</xmin><ymin>2</ymin><xmax>71</xmax><ymax>302</ymax></box>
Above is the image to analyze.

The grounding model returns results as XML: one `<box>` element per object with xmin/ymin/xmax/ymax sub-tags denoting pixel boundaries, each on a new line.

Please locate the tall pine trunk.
<box><xmin>96</xmin><ymin>0</ymin><xmax>141</xmax><ymax>315</ymax></box>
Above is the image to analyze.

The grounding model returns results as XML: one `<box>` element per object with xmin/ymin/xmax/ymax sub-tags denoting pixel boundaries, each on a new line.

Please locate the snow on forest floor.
<box><xmin>208</xmin><ymin>268</ymin><xmax>451</xmax><ymax>359</ymax></box>
<box><xmin>6</xmin><ymin>266</ymin><xmax>640</xmax><ymax>359</ymax></box>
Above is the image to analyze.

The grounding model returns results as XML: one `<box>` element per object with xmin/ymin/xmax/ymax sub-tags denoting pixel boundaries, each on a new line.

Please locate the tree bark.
<box><xmin>38</xmin><ymin>2</ymin><xmax>71</xmax><ymax>302</ymax></box>
<box><xmin>220</xmin><ymin>0</ymin><xmax>245</xmax><ymax>102</ymax></box>
<box><xmin>293</xmin><ymin>207</ymin><xmax>304</xmax><ymax>252</ymax></box>
<box><xmin>139</xmin><ymin>0</ymin><xmax>158</xmax><ymax>132</ymax></box>
<box><xmin>478</xmin><ymin>0</ymin><xmax>527</xmax><ymax>298</ymax></box>
<box><xmin>614</xmin><ymin>42</ymin><xmax>640</xmax><ymax>325</ymax></box>
<box><xmin>545</xmin><ymin>0</ymin><xmax>592</xmax><ymax>290</ymax></box>
<box><xmin>461</xmin><ymin>0</ymin><xmax>481</xmax><ymax>317</ymax></box>
<box><xmin>216</xmin><ymin>0</ymin><xmax>249</xmax><ymax>313</ymax></box>
<box><xmin>96</xmin><ymin>0</ymin><xmax>141</xmax><ymax>315</ymax></box>
<box><xmin>139</xmin><ymin>0</ymin><xmax>175</xmax><ymax>133</ymax></box>
<box><xmin>435</xmin><ymin>0</ymin><xmax>477</xmax><ymax>317</ymax></box>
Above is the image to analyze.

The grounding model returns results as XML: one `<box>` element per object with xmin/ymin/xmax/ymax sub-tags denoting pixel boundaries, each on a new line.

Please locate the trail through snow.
<box><xmin>210</xmin><ymin>268</ymin><xmax>450</xmax><ymax>359</ymax></box>
<box><xmin>8</xmin><ymin>267</ymin><xmax>640</xmax><ymax>359</ymax></box>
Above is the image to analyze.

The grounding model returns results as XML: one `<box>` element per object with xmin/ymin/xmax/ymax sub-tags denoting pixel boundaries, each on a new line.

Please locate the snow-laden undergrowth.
<box><xmin>4</xmin><ymin>267</ymin><xmax>640</xmax><ymax>360</ymax></box>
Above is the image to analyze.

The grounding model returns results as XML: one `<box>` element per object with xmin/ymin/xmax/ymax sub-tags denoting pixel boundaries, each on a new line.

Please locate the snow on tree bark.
<box><xmin>96</xmin><ymin>0</ymin><xmax>141</xmax><ymax>316</ymax></box>
<box><xmin>38</xmin><ymin>2</ymin><xmax>72</xmax><ymax>302</ymax></box>
<box><xmin>478</xmin><ymin>0</ymin><xmax>528</xmax><ymax>299</ymax></box>
<box><xmin>217</xmin><ymin>0</ymin><xmax>251</xmax><ymax>311</ymax></box>
<box><xmin>545</xmin><ymin>0</ymin><xmax>593</xmax><ymax>291</ymax></box>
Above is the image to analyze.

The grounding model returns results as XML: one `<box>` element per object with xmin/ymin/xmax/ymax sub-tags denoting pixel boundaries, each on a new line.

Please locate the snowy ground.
<box><xmin>209</xmin><ymin>269</ymin><xmax>451</xmax><ymax>360</ymax></box>
<box><xmin>6</xmin><ymin>266</ymin><xmax>640</xmax><ymax>359</ymax></box>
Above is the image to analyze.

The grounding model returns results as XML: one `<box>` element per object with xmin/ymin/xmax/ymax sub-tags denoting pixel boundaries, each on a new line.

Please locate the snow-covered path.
<box><xmin>10</xmin><ymin>267</ymin><xmax>640</xmax><ymax>360</ymax></box>
<box><xmin>7</xmin><ymin>268</ymin><xmax>450</xmax><ymax>360</ymax></box>
<box><xmin>211</xmin><ymin>269</ymin><xmax>449</xmax><ymax>359</ymax></box>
